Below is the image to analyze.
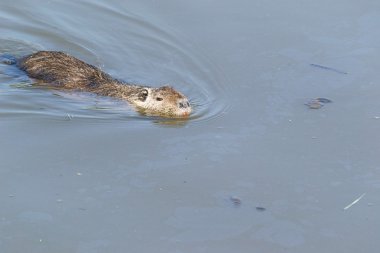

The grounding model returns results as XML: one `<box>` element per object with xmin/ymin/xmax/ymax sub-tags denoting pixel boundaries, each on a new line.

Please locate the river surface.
<box><xmin>1</xmin><ymin>0</ymin><xmax>380</xmax><ymax>252</ymax></box>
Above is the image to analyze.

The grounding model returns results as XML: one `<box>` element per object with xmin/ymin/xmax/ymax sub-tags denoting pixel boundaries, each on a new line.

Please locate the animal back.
<box><xmin>18</xmin><ymin>51</ymin><xmax>111</xmax><ymax>89</ymax></box>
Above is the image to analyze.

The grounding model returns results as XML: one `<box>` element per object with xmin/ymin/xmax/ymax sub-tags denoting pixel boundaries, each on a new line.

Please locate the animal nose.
<box><xmin>178</xmin><ymin>101</ymin><xmax>190</xmax><ymax>109</ymax></box>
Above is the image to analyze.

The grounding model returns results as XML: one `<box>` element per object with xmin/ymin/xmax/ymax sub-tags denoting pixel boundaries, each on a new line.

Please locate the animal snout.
<box><xmin>178</xmin><ymin>101</ymin><xmax>190</xmax><ymax>109</ymax></box>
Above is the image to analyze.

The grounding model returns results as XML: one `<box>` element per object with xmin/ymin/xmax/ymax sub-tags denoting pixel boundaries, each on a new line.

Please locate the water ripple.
<box><xmin>0</xmin><ymin>2</ymin><xmax>230</xmax><ymax>125</ymax></box>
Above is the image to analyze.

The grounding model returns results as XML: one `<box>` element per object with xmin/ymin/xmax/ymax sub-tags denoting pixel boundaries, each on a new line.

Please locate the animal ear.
<box><xmin>160</xmin><ymin>85</ymin><xmax>173</xmax><ymax>91</ymax></box>
<box><xmin>138</xmin><ymin>89</ymin><xmax>148</xmax><ymax>102</ymax></box>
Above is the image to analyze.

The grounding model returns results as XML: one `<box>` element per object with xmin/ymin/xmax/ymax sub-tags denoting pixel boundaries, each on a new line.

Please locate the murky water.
<box><xmin>1</xmin><ymin>0</ymin><xmax>380</xmax><ymax>252</ymax></box>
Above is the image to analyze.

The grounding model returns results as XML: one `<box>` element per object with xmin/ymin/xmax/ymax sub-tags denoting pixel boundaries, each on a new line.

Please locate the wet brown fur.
<box><xmin>17</xmin><ymin>51</ymin><xmax>191</xmax><ymax>117</ymax></box>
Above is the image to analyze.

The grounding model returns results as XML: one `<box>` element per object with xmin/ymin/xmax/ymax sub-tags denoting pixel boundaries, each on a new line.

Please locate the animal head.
<box><xmin>130</xmin><ymin>85</ymin><xmax>192</xmax><ymax>118</ymax></box>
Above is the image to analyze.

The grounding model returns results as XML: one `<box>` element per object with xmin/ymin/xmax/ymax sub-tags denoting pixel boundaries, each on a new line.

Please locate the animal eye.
<box><xmin>138</xmin><ymin>89</ymin><xmax>149</xmax><ymax>102</ymax></box>
<box><xmin>156</xmin><ymin>97</ymin><xmax>163</xmax><ymax>101</ymax></box>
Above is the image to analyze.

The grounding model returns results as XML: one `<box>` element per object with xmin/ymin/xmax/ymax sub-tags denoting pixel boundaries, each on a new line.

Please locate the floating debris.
<box><xmin>65</xmin><ymin>114</ymin><xmax>74</xmax><ymax>120</ymax></box>
<box><xmin>256</xmin><ymin>206</ymin><xmax>266</xmax><ymax>212</ymax></box>
<box><xmin>315</xmin><ymin>98</ymin><xmax>332</xmax><ymax>103</ymax></box>
<box><xmin>343</xmin><ymin>193</ymin><xmax>366</xmax><ymax>210</ymax></box>
<box><xmin>306</xmin><ymin>100</ymin><xmax>324</xmax><ymax>109</ymax></box>
<box><xmin>310</xmin><ymin>63</ymin><xmax>348</xmax><ymax>75</ymax></box>
<box><xmin>84</xmin><ymin>106</ymin><xmax>110</xmax><ymax>110</ymax></box>
<box><xmin>305</xmin><ymin>98</ymin><xmax>333</xmax><ymax>109</ymax></box>
<box><xmin>230</xmin><ymin>196</ymin><xmax>242</xmax><ymax>207</ymax></box>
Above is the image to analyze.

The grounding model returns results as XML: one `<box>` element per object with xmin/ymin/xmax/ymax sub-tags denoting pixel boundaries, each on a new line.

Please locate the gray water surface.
<box><xmin>1</xmin><ymin>0</ymin><xmax>380</xmax><ymax>252</ymax></box>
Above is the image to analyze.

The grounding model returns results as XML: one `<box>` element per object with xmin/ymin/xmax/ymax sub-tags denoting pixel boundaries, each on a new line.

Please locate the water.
<box><xmin>1</xmin><ymin>0</ymin><xmax>380</xmax><ymax>252</ymax></box>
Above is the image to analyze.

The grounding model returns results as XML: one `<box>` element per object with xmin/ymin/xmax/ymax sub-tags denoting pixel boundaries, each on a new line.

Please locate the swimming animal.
<box><xmin>11</xmin><ymin>51</ymin><xmax>192</xmax><ymax>117</ymax></box>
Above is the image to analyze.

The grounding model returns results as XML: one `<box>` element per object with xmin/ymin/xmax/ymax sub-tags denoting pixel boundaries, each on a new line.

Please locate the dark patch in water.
<box><xmin>305</xmin><ymin>98</ymin><xmax>333</xmax><ymax>109</ymax></box>
<box><xmin>316</xmin><ymin>98</ymin><xmax>332</xmax><ymax>103</ymax></box>
<box><xmin>230</xmin><ymin>196</ymin><xmax>242</xmax><ymax>207</ymax></box>
<box><xmin>0</xmin><ymin>54</ymin><xmax>17</xmax><ymax>65</ymax></box>
<box><xmin>310</xmin><ymin>63</ymin><xmax>348</xmax><ymax>74</ymax></box>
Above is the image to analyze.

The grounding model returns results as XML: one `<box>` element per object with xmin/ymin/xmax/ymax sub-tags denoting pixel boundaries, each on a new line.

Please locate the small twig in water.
<box><xmin>343</xmin><ymin>193</ymin><xmax>366</xmax><ymax>210</ymax></box>
<box><xmin>310</xmin><ymin>63</ymin><xmax>348</xmax><ymax>75</ymax></box>
<box><xmin>66</xmin><ymin>114</ymin><xmax>74</xmax><ymax>120</ymax></box>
